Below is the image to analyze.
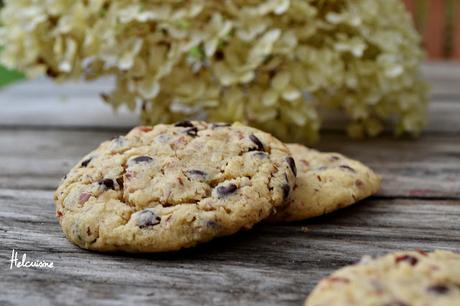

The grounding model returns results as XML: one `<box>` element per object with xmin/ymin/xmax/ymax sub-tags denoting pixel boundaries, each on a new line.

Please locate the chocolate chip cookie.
<box><xmin>54</xmin><ymin>121</ymin><xmax>296</xmax><ymax>252</ymax></box>
<box><xmin>270</xmin><ymin>144</ymin><xmax>380</xmax><ymax>222</ymax></box>
<box><xmin>305</xmin><ymin>250</ymin><xmax>460</xmax><ymax>306</ymax></box>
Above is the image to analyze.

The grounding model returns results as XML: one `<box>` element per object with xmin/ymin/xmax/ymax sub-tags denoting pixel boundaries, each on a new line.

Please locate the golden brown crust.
<box><xmin>305</xmin><ymin>250</ymin><xmax>460</xmax><ymax>306</ymax></box>
<box><xmin>270</xmin><ymin>143</ymin><xmax>380</xmax><ymax>222</ymax></box>
<box><xmin>54</xmin><ymin>121</ymin><xmax>296</xmax><ymax>252</ymax></box>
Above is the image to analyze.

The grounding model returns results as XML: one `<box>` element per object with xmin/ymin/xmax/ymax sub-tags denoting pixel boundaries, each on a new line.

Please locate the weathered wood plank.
<box><xmin>425</xmin><ymin>97</ymin><xmax>460</xmax><ymax>133</ymax></box>
<box><xmin>0</xmin><ymin>78</ymin><xmax>138</xmax><ymax>129</ymax></box>
<box><xmin>319</xmin><ymin>97</ymin><xmax>460</xmax><ymax>133</ymax></box>
<box><xmin>422</xmin><ymin>62</ymin><xmax>460</xmax><ymax>96</ymax></box>
<box><xmin>317</xmin><ymin>133</ymin><xmax>460</xmax><ymax>199</ymax></box>
<box><xmin>0</xmin><ymin>129</ymin><xmax>458</xmax><ymax>198</ymax></box>
<box><xmin>0</xmin><ymin>188</ymin><xmax>459</xmax><ymax>306</ymax></box>
<box><xmin>0</xmin><ymin>63</ymin><xmax>458</xmax><ymax>131</ymax></box>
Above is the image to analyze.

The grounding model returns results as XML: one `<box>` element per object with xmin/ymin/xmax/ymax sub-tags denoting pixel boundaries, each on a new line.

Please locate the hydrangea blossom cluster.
<box><xmin>0</xmin><ymin>0</ymin><xmax>428</xmax><ymax>142</ymax></box>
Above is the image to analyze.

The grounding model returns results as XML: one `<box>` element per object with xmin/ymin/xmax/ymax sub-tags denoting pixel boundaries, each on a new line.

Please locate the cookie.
<box><xmin>54</xmin><ymin>121</ymin><xmax>296</xmax><ymax>252</ymax></box>
<box><xmin>270</xmin><ymin>144</ymin><xmax>380</xmax><ymax>221</ymax></box>
<box><xmin>305</xmin><ymin>250</ymin><xmax>460</xmax><ymax>306</ymax></box>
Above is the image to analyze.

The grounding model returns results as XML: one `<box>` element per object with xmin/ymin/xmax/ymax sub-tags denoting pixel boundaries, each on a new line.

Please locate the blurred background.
<box><xmin>0</xmin><ymin>0</ymin><xmax>459</xmax><ymax>89</ymax></box>
<box><xmin>403</xmin><ymin>0</ymin><xmax>460</xmax><ymax>60</ymax></box>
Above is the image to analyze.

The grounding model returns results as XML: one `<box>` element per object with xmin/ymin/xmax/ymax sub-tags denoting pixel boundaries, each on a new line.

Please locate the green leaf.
<box><xmin>0</xmin><ymin>65</ymin><xmax>25</xmax><ymax>88</ymax></box>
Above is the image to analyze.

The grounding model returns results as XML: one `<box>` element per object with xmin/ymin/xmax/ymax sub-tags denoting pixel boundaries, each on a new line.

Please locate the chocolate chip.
<box><xmin>216</xmin><ymin>183</ymin><xmax>238</xmax><ymax>197</ymax></box>
<box><xmin>252</xmin><ymin>151</ymin><xmax>268</xmax><ymax>158</ymax></box>
<box><xmin>99</xmin><ymin>178</ymin><xmax>115</xmax><ymax>190</ymax></box>
<box><xmin>186</xmin><ymin>170</ymin><xmax>207</xmax><ymax>177</ymax></box>
<box><xmin>286</xmin><ymin>157</ymin><xmax>297</xmax><ymax>176</ymax></box>
<box><xmin>135</xmin><ymin>210</ymin><xmax>161</xmax><ymax>228</ymax></box>
<box><xmin>131</xmin><ymin>156</ymin><xmax>153</xmax><ymax>164</ymax></box>
<box><xmin>249</xmin><ymin>134</ymin><xmax>265</xmax><ymax>151</ymax></box>
<box><xmin>206</xmin><ymin>220</ymin><xmax>219</xmax><ymax>229</ymax></box>
<box><xmin>185</xmin><ymin>127</ymin><xmax>198</xmax><ymax>137</ymax></box>
<box><xmin>427</xmin><ymin>284</ymin><xmax>450</xmax><ymax>295</ymax></box>
<box><xmin>81</xmin><ymin>158</ymin><xmax>92</xmax><ymax>167</ymax></box>
<box><xmin>395</xmin><ymin>255</ymin><xmax>418</xmax><ymax>266</ymax></box>
<box><xmin>339</xmin><ymin>165</ymin><xmax>356</xmax><ymax>173</ymax></box>
<box><xmin>282</xmin><ymin>183</ymin><xmax>290</xmax><ymax>200</ymax></box>
<box><xmin>174</xmin><ymin>120</ymin><xmax>194</xmax><ymax>128</ymax></box>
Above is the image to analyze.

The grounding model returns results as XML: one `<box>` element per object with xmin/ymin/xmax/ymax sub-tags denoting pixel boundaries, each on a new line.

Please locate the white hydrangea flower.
<box><xmin>0</xmin><ymin>0</ymin><xmax>427</xmax><ymax>142</ymax></box>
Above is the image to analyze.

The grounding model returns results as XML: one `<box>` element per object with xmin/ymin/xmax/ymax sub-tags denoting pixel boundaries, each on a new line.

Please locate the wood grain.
<box><xmin>0</xmin><ymin>63</ymin><xmax>459</xmax><ymax>306</ymax></box>
<box><xmin>1</xmin><ymin>189</ymin><xmax>459</xmax><ymax>306</ymax></box>
<box><xmin>0</xmin><ymin>129</ymin><xmax>458</xmax><ymax>198</ymax></box>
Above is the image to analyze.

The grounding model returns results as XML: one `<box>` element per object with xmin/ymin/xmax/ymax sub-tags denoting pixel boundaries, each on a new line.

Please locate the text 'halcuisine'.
<box><xmin>9</xmin><ymin>249</ymin><xmax>54</xmax><ymax>269</ymax></box>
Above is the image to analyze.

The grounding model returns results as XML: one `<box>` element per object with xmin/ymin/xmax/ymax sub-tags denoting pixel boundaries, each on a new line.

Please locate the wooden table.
<box><xmin>1</xmin><ymin>63</ymin><xmax>459</xmax><ymax>306</ymax></box>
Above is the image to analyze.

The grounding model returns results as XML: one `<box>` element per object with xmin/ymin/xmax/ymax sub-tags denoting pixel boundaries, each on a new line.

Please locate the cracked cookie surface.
<box><xmin>54</xmin><ymin>121</ymin><xmax>296</xmax><ymax>252</ymax></box>
<box><xmin>270</xmin><ymin>144</ymin><xmax>380</xmax><ymax>222</ymax></box>
<box><xmin>305</xmin><ymin>250</ymin><xmax>460</xmax><ymax>306</ymax></box>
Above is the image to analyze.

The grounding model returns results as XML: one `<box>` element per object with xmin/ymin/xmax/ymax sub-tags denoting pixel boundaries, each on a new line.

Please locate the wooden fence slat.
<box><xmin>404</xmin><ymin>0</ymin><xmax>460</xmax><ymax>60</ymax></box>
<box><xmin>424</xmin><ymin>0</ymin><xmax>446</xmax><ymax>59</ymax></box>
<box><xmin>402</xmin><ymin>0</ymin><xmax>415</xmax><ymax>15</ymax></box>
<box><xmin>454</xmin><ymin>0</ymin><xmax>460</xmax><ymax>58</ymax></box>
